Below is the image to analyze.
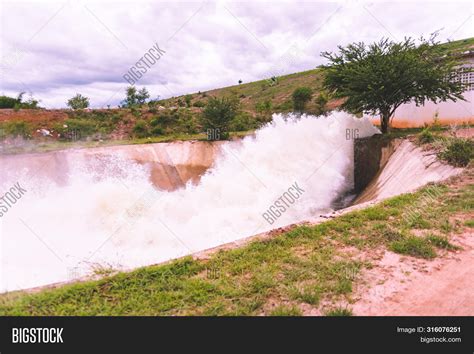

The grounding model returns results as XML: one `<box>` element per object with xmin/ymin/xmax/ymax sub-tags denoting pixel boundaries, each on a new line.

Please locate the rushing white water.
<box><xmin>0</xmin><ymin>112</ymin><xmax>379</xmax><ymax>292</ymax></box>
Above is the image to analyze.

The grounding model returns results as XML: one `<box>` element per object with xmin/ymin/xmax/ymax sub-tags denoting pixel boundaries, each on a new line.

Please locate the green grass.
<box><xmin>0</xmin><ymin>171</ymin><xmax>471</xmax><ymax>316</ymax></box>
<box><xmin>0</xmin><ymin>130</ymin><xmax>255</xmax><ymax>155</ymax></box>
<box><xmin>426</xmin><ymin>234</ymin><xmax>461</xmax><ymax>251</ymax></box>
<box><xmin>269</xmin><ymin>305</ymin><xmax>303</xmax><ymax>316</ymax></box>
<box><xmin>325</xmin><ymin>307</ymin><xmax>353</xmax><ymax>316</ymax></box>
<box><xmin>438</xmin><ymin>138</ymin><xmax>473</xmax><ymax>167</ymax></box>
<box><xmin>390</xmin><ymin>236</ymin><xmax>437</xmax><ymax>259</ymax></box>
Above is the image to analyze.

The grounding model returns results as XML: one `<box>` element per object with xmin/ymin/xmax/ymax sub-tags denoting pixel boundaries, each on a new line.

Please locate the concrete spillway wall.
<box><xmin>0</xmin><ymin>140</ymin><xmax>232</xmax><ymax>191</ymax></box>
<box><xmin>352</xmin><ymin>136</ymin><xmax>463</xmax><ymax>205</ymax></box>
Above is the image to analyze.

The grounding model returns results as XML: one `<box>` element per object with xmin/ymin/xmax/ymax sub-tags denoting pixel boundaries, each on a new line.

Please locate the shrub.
<box><xmin>0</xmin><ymin>95</ymin><xmax>18</xmax><ymax>109</ymax></box>
<box><xmin>150</xmin><ymin>126</ymin><xmax>164</xmax><ymax>136</ymax></box>
<box><xmin>132</xmin><ymin>120</ymin><xmax>149</xmax><ymax>138</ymax></box>
<box><xmin>3</xmin><ymin>120</ymin><xmax>31</xmax><ymax>138</ymax></box>
<box><xmin>201</xmin><ymin>96</ymin><xmax>239</xmax><ymax>139</ymax></box>
<box><xmin>229</xmin><ymin>112</ymin><xmax>256</xmax><ymax>131</ymax></box>
<box><xmin>150</xmin><ymin>117</ymin><xmax>161</xmax><ymax>127</ymax></box>
<box><xmin>418</xmin><ymin>128</ymin><xmax>435</xmax><ymax>144</ymax></box>
<box><xmin>62</xmin><ymin>119</ymin><xmax>98</xmax><ymax>138</ymax></box>
<box><xmin>255</xmin><ymin>100</ymin><xmax>272</xmax><ymax>113</ymax></box>
<box><xmin>192</xmin><ymin>100</ymin><xmax>206</xmax><ymax>108</ymax></box>
<box><xmin>0</xmin><ymin>93</ymin><xmax>40</xmax><ymax>109</ymax></box>
<box><xmin>314</xmin><ymin>92</ymin><xmax>329</xmax><ymax>116</ymax></box>
<box><xmin>184</xmin><ymin>94</ymin><xmax>193</xmax><ymax>107</ymax></box>
<box><xmin>438</xmin><ymin>138</ymin><xmax>473</xmax><ymax>167</ymax></box>
<box><xmin>292</xmin><ymin>87</ymin><xmax>312</xmax><ymax>112</ymax></box>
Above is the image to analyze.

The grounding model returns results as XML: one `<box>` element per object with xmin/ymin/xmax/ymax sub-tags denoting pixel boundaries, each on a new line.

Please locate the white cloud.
<box><xmin>0</xmin><ymin>0</ymin><xmax>472</xmax><ymax>107</ymax></box>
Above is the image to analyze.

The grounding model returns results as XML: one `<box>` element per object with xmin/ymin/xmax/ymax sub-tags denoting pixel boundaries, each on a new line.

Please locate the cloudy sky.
<box><xmin>0</xmin><ymin>0</ymin><xmax>472</xmax><ymax>108</ymax></box>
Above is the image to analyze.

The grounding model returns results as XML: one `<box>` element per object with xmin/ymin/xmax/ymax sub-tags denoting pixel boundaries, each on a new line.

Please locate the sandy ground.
<box><xmin>352</xmin><ymin>230</ymin><xmax>474</xmax><ymax>316</ymax></box>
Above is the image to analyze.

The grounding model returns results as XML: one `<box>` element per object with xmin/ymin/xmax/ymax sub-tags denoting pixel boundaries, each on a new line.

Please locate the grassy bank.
<box><xmin>0</xmin><ymin>168</ymin><xmax>471</xmax><ymax>316</ymax></box>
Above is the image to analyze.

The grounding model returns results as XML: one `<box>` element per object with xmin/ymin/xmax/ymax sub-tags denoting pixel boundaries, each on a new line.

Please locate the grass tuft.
<box><xmin>269</xmin><ymin>305</ymin><xmax>302</xmax><ymax>316</ymax></box>
<box><xmin>325</xmin><ymin>307</ymin><xmax>353</xmax><ymax>316</ymax></box>
<box><xmin>390</xmin><ymin>236</ymin><xmax>436</xmax><ymax>259</ymax></box>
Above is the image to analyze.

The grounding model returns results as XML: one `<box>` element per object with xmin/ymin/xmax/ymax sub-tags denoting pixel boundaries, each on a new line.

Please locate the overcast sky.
<box><xmin>0</xmin><ymin>0</ymin><xmax>472</xmax><ymax>108</ymax></box>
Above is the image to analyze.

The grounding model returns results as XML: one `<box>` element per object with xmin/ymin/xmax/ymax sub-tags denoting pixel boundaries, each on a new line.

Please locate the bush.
<box><xmin>192</xmin><ymin>100</ymin><xmax>206</xmax><ymax>108</ymax></box>
<box><xmin>60</xmin><ymin>119</ymin><xmax>98</xmax><ymax>139</ymax></box>
<box><xmin>201</xmin><ymin>96</ymin><xmax>239</xmax><ymax>139</ymax></box>
<box><xmin>292</xmin><ymin>87</ymin><xmax>312</xmax><ymax>112</ymax></box>
<box><xmin>0</xmin><ymin>95</ymin><xmax>18</xmax><ymax>109</ymax></box>
<box><xmin>229</xmin><ymin>112</ymin><xmax>256</xmax><ymax>131</ymax></box>
<box><xmin>0</xmin><ymin>93</ymin><xmax>40</xmax><ymax>109</ymax></box>
<box><xmin>150</xmin><ymin>126</ymin><xmax>164</xmax><ymax>136</ymax></box>
<box><xmin>3</xmin><ymin>120</ymin><xmax>31</xmax><ymax>138</ymax></box>
<box><xmin>184</xmin><ymin>94</ymin><xmax>193</xmax><ymax>107</ymax></box>
<box><xmin>255</xmin><ymin>100</ymin><xmax>272</xmax><ymax>113</ymax></box>
<box><xmin>438</xmin><ymin>138</ymin><xmax>473</xmax><ymax>167</ymax></box>
<box><xmin>132</xmin><ymin>120</ymin><xmax>149</xmax><ymax>138</ymax></box>
<box><xmin>418</xmin><ymin>128</ymin><xmax>435</xmax><ymax>144</ymax></box>
<box><xmin>150</xmin><ymin>117</ymin><xmax>161</xmax><ymax>127</ymax></box>
<box><xmin>314</xmin><ymin>92</ymin><xmax>329</xmax><ymax>116</ymax></box>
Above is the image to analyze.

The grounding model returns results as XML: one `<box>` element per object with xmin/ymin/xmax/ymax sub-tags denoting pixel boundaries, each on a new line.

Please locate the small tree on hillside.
<box><xmin>121</xmin><ymin>86</ymin><xmax>150</xmax><ymax>108</ymax></box>
<box><xmin>67</xmin><ymin>94</ymin><xmax>90</xmax><ymax>110</ymax></box>
<box><xmin>292</xmin><ymin>87</ymin><xmax>312</xmax><ymax>112</ymax></box>
<box><xmin>320</xmin><ymin>36</ymin><xmax>466</xmax><ymax>133</ymax></box>
<box><xmin>201</xmin><ymin>96</ymin><xmax>239</xmax><ymax>140</ymax></box>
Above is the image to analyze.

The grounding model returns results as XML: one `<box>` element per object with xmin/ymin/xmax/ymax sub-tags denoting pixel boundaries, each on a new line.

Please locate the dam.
<box><xmin>0</xmin><ymin>113</ymin><xmax>463</xmax><ymax>292</ymax></box>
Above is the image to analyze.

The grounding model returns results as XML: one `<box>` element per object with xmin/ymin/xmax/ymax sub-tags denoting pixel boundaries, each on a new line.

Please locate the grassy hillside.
<box><xmin>161</xmin><ymin>68</ymin><xmax>326</xmax><ymax>114</ymax></box>
<box><xmin>0</xmin><ymin>37</ymin><xmax>472</xmax><ymax>151</ymax></box>
<box><xmin>160</xmin><ymin>36</ymin><xmax>474</xmax><ymax>112</ymax></box>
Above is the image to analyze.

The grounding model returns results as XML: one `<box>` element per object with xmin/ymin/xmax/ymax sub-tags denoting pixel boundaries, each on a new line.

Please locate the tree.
<box><xmin>201</xmin><ymin>96</ymin><xmax>239</xmax><ymax>139</ymax></box>
<box><xmin>67</xmin><ymin>93</ymin><xmax>90</xmax><ymax>110</ymax></box>
<box><xmin>292</xmin><ymin>87</ymin><xmax>312</xmax><ymax>112</ymax></box>
<box><xmin>121</xmin><ymin>86</ymin><xmax>150</xmax><ymax>108</ymax></box>
<box><xmin>320</xmin><ymin>36</ymin><xmax>466</xmax><ymax>133</ymax></box>
<box><xmin>0</xmin><ymin>92</ymin><xmax>40</xmax><ymax>109</ymax></box>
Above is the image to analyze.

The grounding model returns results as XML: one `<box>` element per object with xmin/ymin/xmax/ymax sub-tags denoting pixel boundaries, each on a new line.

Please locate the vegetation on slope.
<box><xmin>0</xmin><ymin>37</ymin><xmax>472</xmax><ymax>149</ymax></box>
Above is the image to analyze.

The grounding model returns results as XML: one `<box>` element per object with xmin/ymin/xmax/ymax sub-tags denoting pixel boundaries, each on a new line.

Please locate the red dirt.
<box><xmin>352</xmin><ymin>230</ymin><xmax>474</xmax><ymax>316</ymax></box>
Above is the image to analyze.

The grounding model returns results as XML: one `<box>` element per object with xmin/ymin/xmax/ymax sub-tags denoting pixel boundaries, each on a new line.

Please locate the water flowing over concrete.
<box><xmin>0</xmin><ymin>141</ymin><xmax>229</xmax><ymax>191</ymax></box>
<box><xmin>0</xmin><ymin>113</ymin><xmax>379</xmax><ymax>292</ymax></box>
<box><xmin>354</xmin><ymin>139</ymin><xmax>463</xmax><ymax>204</ymax></box>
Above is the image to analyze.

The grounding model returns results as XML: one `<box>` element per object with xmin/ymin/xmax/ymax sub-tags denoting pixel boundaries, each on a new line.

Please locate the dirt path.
<box><xmin>352</xmin><ymin>230</ymin><xmax>474</xmax><ymax>316</ymax></box>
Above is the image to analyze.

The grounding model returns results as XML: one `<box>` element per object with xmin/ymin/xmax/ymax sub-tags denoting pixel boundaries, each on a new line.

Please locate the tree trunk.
<box><xmin>380</xmin><ymin>112</ymin><xmax>390</xmax><ymax>134</ymax></box>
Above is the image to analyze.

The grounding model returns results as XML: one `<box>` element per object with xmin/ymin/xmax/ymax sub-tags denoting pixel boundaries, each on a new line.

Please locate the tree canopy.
<box><xmin>121</xmin><ymin>86</ymin><xmax>150</xmax><ymax>108</ymax></box>
<box><xmin>67</xmin><ymin>93</ymin><xmax>90</xmax><ymax>110</ymax></box>
<box><xmin>320</xmin><ymin>36</ymin><xmax>467</xmax><ymax>133</ymax></box>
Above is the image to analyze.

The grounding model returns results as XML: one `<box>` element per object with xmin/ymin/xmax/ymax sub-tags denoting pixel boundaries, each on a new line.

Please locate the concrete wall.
<box><xmin>0</xmin><ymin>140</ymin><xmax>233</xmax><ymax>191</ymax></box>
<box><xmin>366</xmin><ymin>90</ymin><xmax>473</xmax><ymax>128</ymax></box>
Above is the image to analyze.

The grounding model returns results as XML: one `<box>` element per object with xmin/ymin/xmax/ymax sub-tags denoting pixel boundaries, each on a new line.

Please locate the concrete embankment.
<box><xmin>352</xmin><ymin>137</ymin><xmax>463</xmax><ymax>204</ymax></box>
<box><xmin>0</xmin><ymin>140</ymin><xmax>234</xmax><ymax>191</ymax></box>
